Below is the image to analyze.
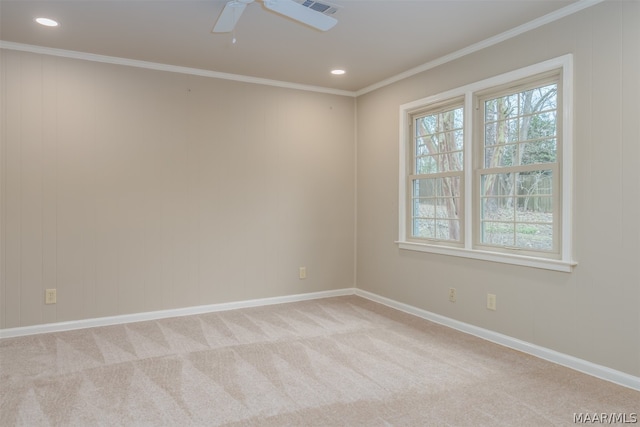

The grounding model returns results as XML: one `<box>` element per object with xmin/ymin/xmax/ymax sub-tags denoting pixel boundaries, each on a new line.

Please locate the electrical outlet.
<box><xmin>487</xmin><ymin>293</ymin><xmax>496</xmax><ymax>311</ymax></box>
<box><xmin>299</xmin><ymin>266</ymin><xmax>307</xmax><ymax>279</ymax></box>
<box><xmin>448</xmin><ymin>287</ymin><xmax>456</xmax><ymax>303</ymax></box>
<box><xmin>45</xmin><ymin>289</ymin><xmax>57</xmax><ymax>304</ymax></box>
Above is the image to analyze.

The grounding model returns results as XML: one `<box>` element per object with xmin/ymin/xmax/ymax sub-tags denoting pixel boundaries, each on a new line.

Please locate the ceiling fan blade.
<box><xmin>212</xmin><ymin>1</ymin><xmax>249</xmax><ymax>33</ymax></box>
<box><xmin>263</xmin><ymin>0</ymin><xmax>337</xmax><ymax>31</ymax></box>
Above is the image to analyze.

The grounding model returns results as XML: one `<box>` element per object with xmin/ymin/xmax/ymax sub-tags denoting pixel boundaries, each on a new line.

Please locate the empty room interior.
<box><xmin>1</xmin><ymin>0</ymin><xmax>639</xmax><ymax>425</ymax></box>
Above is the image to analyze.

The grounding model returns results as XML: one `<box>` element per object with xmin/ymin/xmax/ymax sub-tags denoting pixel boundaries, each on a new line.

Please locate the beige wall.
<box><xmin>0</xmin><ymin>51</ymin><xmax>356</xmax><ymax>328</ymax></box>
<box><xmin>2</xmin><ymin>0</ymin><xmax>639</xmax><ymax>379</ymax></box>
<box><xmin>356</xmin><ymin>0</ymin><xmax>640</xmax><ymax>377</ymax></box>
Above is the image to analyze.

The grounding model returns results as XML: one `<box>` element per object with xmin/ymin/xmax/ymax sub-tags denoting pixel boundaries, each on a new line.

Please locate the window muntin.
<box><xmin>409</xmin><ymin>104</ymin><xmax>464</xmax><ymax>243</ymax></box>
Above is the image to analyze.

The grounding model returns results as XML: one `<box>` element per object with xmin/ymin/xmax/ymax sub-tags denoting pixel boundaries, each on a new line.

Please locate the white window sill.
<box><xmin>396</xmin><ymin>241</ymin><xmax>577</xmax><ymax>273</ymax></box>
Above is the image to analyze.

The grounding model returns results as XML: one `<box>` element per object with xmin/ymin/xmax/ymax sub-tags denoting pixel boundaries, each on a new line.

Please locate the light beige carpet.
<box><xmin>1</xmin><ymin>295</ymin><xmax>638</xmax><ymax>426</ymax></box>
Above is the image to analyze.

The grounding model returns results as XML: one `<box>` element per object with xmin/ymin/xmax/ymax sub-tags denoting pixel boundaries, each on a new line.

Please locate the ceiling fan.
<box><xmin>212</xmin><ymin>0</ymin><xmax>338</xmax><ymax>33</ymax></box>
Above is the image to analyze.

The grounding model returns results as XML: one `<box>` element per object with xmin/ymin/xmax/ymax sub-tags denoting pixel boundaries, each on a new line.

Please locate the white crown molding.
<box><xmin>0</xmin><ymin>40</ymin><xmax>356</xmax><ymax>98</ymax></box>
<box><xmin>354</xmin><ymin>289</ymin><xmax>640</xmax><ymax>392</ymax></box>
<box><xmin>355</xmin><ymin>0</ymin><xmax>606</xmax><ymax>96</ymax></box>
<box><xmin>1</xmin><ymin>0</ymin><xmax>602</xmax><ymax>99</ymax></box>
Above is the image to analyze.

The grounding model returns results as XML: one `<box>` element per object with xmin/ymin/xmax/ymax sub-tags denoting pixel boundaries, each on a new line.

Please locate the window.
<box><xmin>398</xmin><ymin>55</ymin><xmax>575</xmax><ymax>272</ymax></box>
<box><xmin>476</xmin><ymin>76</ymin><xmax>559</xmax><ymax>256</ymax></box>
<box><xmin>410</xmin><ymin>101</ymin><xmax>464</xmax><ymax>244</ymax></box>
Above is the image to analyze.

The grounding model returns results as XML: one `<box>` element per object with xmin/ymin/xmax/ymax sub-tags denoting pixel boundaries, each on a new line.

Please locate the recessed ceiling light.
<box><xmin>35</xmin><ymin>17</ymin><xmax>59</xmax><ymax>27</ymax></box>
<box><xmin>331</xmin><ymin>69</ymin><xmax>346</xmax><ymax>75</ymax></box>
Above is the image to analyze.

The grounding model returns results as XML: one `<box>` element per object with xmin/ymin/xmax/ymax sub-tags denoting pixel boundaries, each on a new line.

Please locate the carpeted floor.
<box><xmin>1</xmin><ymin>295</ymin><xmax>638</xmax><ymax>426</ymax></box>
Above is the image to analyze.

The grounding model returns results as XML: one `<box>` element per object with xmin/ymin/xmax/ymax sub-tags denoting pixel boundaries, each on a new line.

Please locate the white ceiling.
<box><xmin>1</xmin><ymin>0</ymin><xmax>592</xmax><ymax>94</ymax></box>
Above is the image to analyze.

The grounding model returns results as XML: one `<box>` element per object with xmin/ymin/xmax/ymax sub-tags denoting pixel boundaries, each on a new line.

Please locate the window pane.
<box><xmin>413</xmin><ymin>106</ymin><xmax>464</xmax><ymax>175</ymax></box>
<box><xmin>481</xmin><ymin>173</ymin><xmax>514</xmax><ymax>198</ymax></box>
<box><xmin>413</xmin><ymin>218</ymin><xmax>434</xmax><ymax>239</ymax></box>
<box><xmin>515</xmin><ymin>170</ymin><xmax>553</xmax><ymax>196</ymax></box>
<box><xmin>437</xmin><ymin>197</ymin><xmax>460</xmax><ymax>217</ymax></box>
<box><xmin>439</xmin><ymin>127</ymin><xmax>461</xmax><ymax>154</ymax></box>
<box><xmin>484</xmin><ymin>119</ymin><xmax>520</xmax><ymax>146</ymax></box>
<box><xmin>414</xmin><ymin>178</ymin><xmax>461</xmax><ymax>212</ymax></box>
<box><xmin>484</xmin><ymin>83</ymin><xmax>558</xmax><ymax>169</ymax></box>
<box><xmin>453</xmin><ymin>107</ymin><xmax>464</xmax><ymax>128</ymax></box>
<box><xmin>439</xmin><ymin>151</ymin><xmax>463</xmax><ymax>172</ymax></box>
<box><xmin>440</xmin><ymin>152</ymin><xmax>463</xmax><ymax>173</ymax></box>
<box><xmin>485</xmin><ymin>93</ymin><xmax>519</xmax><ymax>122</ymax></box>
<box><xmin>437</xmin><ymin>195</ymin><xmax>461</xmax><ymax>241</ymax></box>
<box><xmin>516</xmin><ymin>224</ymin><xmax>553</xmax><ymax>251</ymax></box>
<box><xmin>436</xmin><ymin>220</ymin><xmax>460</xmax><ymax>241</ymax></box>
<box><xmin>527</xmin><ymin>83</ymin><xmax>557</xmax><ymax>111</ymax></box>
<box><xmin>481</xmin><ymin>197</ymin><xmax>514</xmax><ymax>221</ymax></box>
<box><xmin>414</xmin><ymin>198</ymin><xmax>435</xmax><ymax>218</ymax></box>
<box><xmin>484</xmin><ymin>144</ymin><xmax>516</xmax><ymax>168</ymax></box>
<box><xmin>414</xmin><ymin>178</ymin><xmax>437</xmax><ymax>197</ymax></box>
<box><xmin>510</xmin><ymin>118</ymin><xmax>523</xmax><ymax>143</ymax></box>
<box><xmin>416</xmin><ymin>155</ymin><xmax>437</xmax><ymax>174</ymax></box>
<box><xmin>515</xmin><ymin>197</ymin><xmax>553</xmax><ymax>220</ymax></box>
<box><xmin>441</xmin><ymin>176</ymin><xmax>461</xmax><ymax>199</ymax></box>
<box><xmin>416</xmin><ymin>137</ymin><xmax>430</xmax><ymax>156</ymax></box>
<box><xmin>523</xmin><ymin>111</ymin><xmax>556</xmax><ymax>140</ymax></box>
<box><xmin>484</xmin><ymin>119</ymin><xmax>497</xmax><ymax>146</ymax></box>
<box><xmin>412</xmin><ymin>176</ymin><xmax>461</xmax><ymax>241</ymax></box>
<box><xmin>481</xmin><ymin>221</ymin><xmax>514</xmax><ymax>246</ymax></box>
<box><xmin>484</xmin><ymin>98</ymin><xmax>498</xmax><ymax>122</ymax></box>
<box><xmin>453</xmin><ymin>129</ymin><xmax>464</xmax><ymax>151</ymax></box>
<box><xmin>521</xmin><ymin>139</ymin><xmax>557</xmax><ymax>165</ymax></box>
<box><xmin>480</xmin><ymin>169</ymin><xmax>554</xmax><ymax>250</ymax></box>
<box><xmin>416</xmin><ymin>152</ymin><xmax>464</xmax><ymax>174</ymax></box>
<box><xmin>416</xmin><ymin>115</ymin><xmax>437</xmax><ymax>136</ymax></box>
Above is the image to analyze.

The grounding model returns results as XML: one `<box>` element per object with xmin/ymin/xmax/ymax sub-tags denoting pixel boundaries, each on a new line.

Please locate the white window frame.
<box><xmin>397</xmin><ymin>55</ymin><xmax>577</xmax><ymax>272</ymax></box>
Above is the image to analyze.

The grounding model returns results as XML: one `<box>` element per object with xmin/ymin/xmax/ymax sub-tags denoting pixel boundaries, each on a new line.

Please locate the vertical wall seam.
<box><xmin>0</xmin><ymin>50</ymin><xmax>6</xmax><ymax>328</ymax></box>
<box><xmin>40</xmin><ymin>54</ymin><xmax>45</xmax><ymax>324</ymax></box>
<box><xmin>353</xmin><ymin>97</ymin><xmax>358</xmax><ymax>289</ymax></box>
<box><xmin>53</xmin><ymin>56</ymin><xmax>58</xmax><ymax>323</ymax></box>
<box><xmin>18</xmin><ymin>53</ymin><xmax>23</xmax><ymax>326</ymax></box>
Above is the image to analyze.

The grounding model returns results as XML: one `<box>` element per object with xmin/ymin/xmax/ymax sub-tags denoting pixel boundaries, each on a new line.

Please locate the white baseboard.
<box><xmin>0</xmin><ymin>288</ymin><xmax>356</xmax><ymax>339</ymax></box>
<box><xmin>2</xmin><ymin>286</ymin><xmax>638</xmax><ymax>392</ymax></box>
<box><xmin>354</xmin><ymin>289</ymin><xmax>640</xmax><ymax>392</ymax></box>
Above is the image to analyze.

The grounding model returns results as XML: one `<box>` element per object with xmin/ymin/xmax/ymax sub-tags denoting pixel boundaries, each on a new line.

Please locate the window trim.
<box><xmin>397</xmin><ymin>54</ymin><xmax>577</xmax><ymax>272</ymax></box>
